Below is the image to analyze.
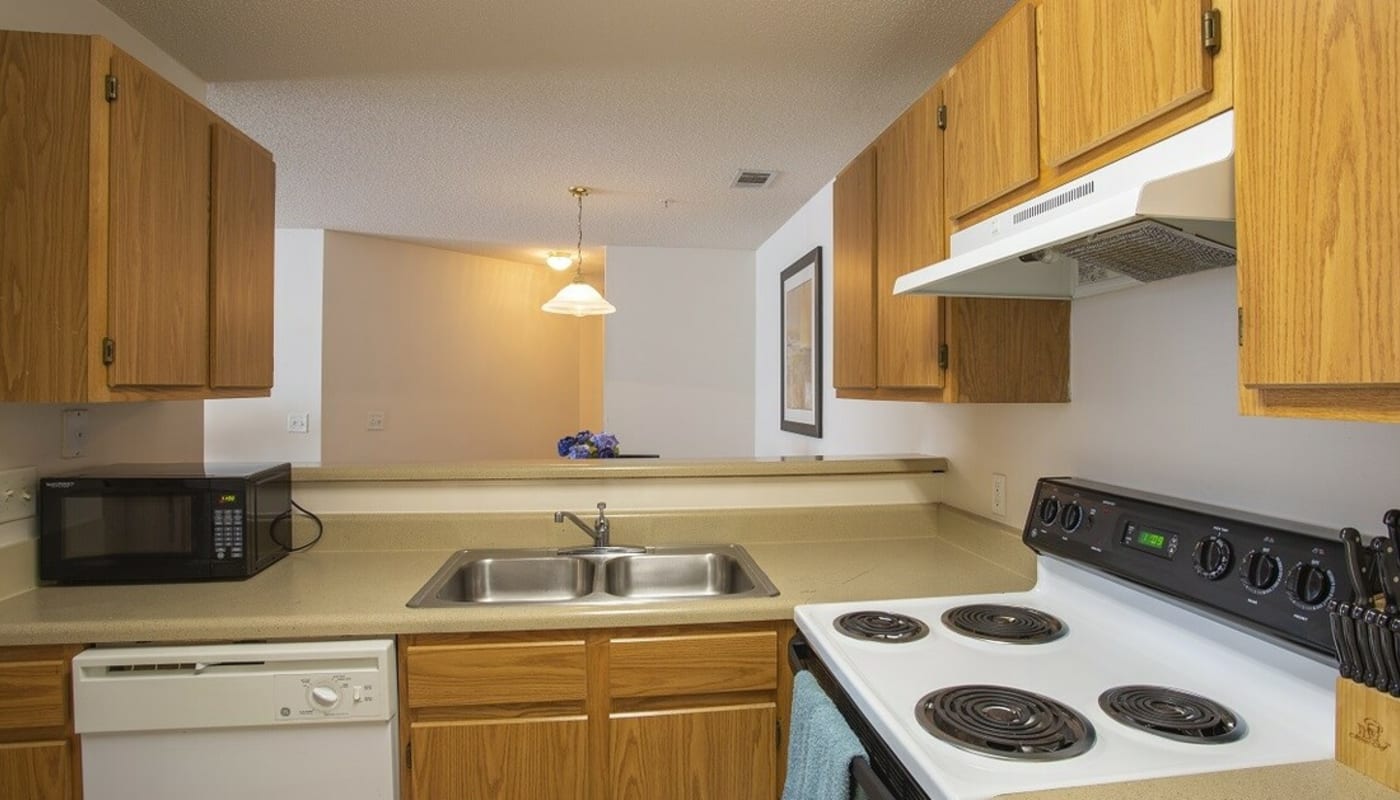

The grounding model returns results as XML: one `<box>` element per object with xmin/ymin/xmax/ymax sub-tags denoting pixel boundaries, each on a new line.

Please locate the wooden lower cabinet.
<box><xmin>0</xmin><ymin>646</ymin><xmax>82</xmax><ymax>800</ymax></box>
<box><xmin>0</xmin><ymin>741</ymin><xmax>71</xmax><ymax>800</ymax></box>
<box><xmin>411</xmin><ymin>717</ymin><xmax>588</xmax><ymax>800</ymax></box>
<box><xmin>610</xmin><ymin>704</ymin><xmax>775</xmax><ymax>800</ymax></box>
<box><xmin>401</xmin><ymin>622</ymin><xmax>787</xmax><ymax>800</ymax></box>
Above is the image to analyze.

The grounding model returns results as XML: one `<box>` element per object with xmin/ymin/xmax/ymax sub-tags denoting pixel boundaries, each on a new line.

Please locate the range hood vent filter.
<box><xmin>1052</xmin><ymin>220</ymin><xmax>1236</xmax><ymax>284</ymax></box>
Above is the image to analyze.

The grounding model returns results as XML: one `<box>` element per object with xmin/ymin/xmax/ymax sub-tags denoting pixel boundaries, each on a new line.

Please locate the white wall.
<box><xmin>0</xmin><ymin>0</ymin><xmax>208</xmax><ymax>549</ymax></box>
<box><xmin>1</xmin><ymin>0</ymin><xmax>205</xmax><ymax>99</ymax></box>
<box><xmin>754</xmin><ymin>184</ymin><xmax>1400</xmax><ymax>534</ymax></box>
<box><xmin>605</xmin><ymin>246</ymin><xmax>756</xmax><ymax>458</ymax></box>
<box><xmin>204</xmin><ymin>230</ymin><xmax>325</xmax><ymax>464</ymax></box>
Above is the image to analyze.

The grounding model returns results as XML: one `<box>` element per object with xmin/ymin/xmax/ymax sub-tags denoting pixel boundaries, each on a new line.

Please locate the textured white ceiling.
<box><xmin>97</xmin><ymin>0</ymin><xmax>1012</xmax><ymax>264</ymax></box>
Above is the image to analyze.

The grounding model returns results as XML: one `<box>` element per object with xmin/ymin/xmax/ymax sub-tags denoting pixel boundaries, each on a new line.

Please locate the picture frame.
<box><xmin>780</xmin><ymin>246</ymin><xmax>823</xmax><ymax>438</ymax></box>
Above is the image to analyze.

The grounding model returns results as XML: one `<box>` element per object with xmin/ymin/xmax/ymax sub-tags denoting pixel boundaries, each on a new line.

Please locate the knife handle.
<box><xmin>1328</xmin><ymin>601</ymin><xmax>1351</xmax><ymax>679</ymax></box>
<box><xmin>1342</xmin><ymin>527</ymin><xmax>1373</xmax><ymax>606</ymax></box>
<box><xmin>1374</xmin><ymin>536</ymin><xmax>1400</xmax><ymax>613</ymax></box>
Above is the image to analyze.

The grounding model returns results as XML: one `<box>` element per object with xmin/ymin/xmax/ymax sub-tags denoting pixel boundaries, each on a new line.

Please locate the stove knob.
<box><xmin>1059</xmin><ymin>502</ymin><xmax>1084</xmax><ymax>533</ymax></box>
<box><xmin>1192</xmin><ymin>536</ymin><xmax>1233</xmax><ymax>580</ymax></box>
<box><xmin>1037</xmin><ymin>497</ymin><xmax>1060</xmax><ymax>527</ymax></box>
<box><xmin>1286</xmin><ymin>563</ymin><xmax>1334</xmax><ymax>609</ymax></box>
<box><xmin>1239</xmin><ymin>550</ymin><xmax>1282</xmax><ymax>593</ymax></box>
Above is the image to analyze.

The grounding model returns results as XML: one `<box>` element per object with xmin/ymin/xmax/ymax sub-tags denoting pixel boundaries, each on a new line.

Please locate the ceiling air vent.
<box><xmin>732</xmin><ymin>169</ymin><xmax>777</xmax><ymax>188</ymax></box>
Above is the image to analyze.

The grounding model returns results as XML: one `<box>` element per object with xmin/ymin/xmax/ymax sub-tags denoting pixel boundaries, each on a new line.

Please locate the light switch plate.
<box><xmin>991</xmin><ymin>473</ymin><xmax>1008</xmax><ymax>517</ymax></box>
<box><xmin>0</xmin><ymin>467</ymin><xmax>38</xmax><ymax>526</ymax></box>
<box><xmin>367</xmin><ymin>411</ymin><xmax>386</xmax><ymax>431</ymax></box>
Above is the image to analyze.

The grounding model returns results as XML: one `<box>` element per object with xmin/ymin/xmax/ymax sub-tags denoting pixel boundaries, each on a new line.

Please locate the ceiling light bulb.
<box><xmin>545</xmin><ymin>252</ymin><xmax>574</xmax><ymax>271</ymax></box>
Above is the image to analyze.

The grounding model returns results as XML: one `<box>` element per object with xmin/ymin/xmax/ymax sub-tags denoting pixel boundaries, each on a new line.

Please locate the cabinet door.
<box><xmin>944</xmin><ymin>2</ymin><xmax>1039</xmax><ymax>219</ymax></box>
<box><xmin>411</xmin><ymin>717</ymin><xmax>588</xmax><ymax>800</ymax></box>
<box><xmin>0</xmin><ymin>741</ymin><xmax>70</xmax><ymax>800</ymax></box>
<box><xmin>107</xmin><ymin>49</ymin><xmax>211</xmax><ymax>388</ymax></box>
<box><xmin>610</xmin><ymin>704</ymin><xmax>775</xmax><ymax>800</ymax></box>
<box><xmin>1039</xmin><ymin>0</ymin><xmax>1214</xmax><ymax>166</ymax></box>
<box><xmin>1237</xmin><ymin>0</ymin><xmax>1400</xmax><ymax>390</ymax></box>
<box><xmin>832</xmin><ymin>147</ymin><xmax>878</xmax><ymax>390</ymax></box>
<box><xmin>875</xmin><ymin>86</ymin><xmax>945</xmax><ymax>389</ymax></box>
<box><xmin>210</xmin><ymin>123</ymin><xmax>275</xmax><ymax>389</ymax></box>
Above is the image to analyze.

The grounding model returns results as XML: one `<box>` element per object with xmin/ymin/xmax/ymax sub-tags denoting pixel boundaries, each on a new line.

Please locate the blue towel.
<box><xmin>782</xmin><ymin>670</ymin><xmax>868</xmax><ymax>800</ymax></box>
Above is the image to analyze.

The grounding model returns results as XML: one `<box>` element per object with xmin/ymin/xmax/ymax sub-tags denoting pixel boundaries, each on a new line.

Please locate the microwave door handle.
<box><xmin>850</xmin><ymin>756</ymin><xmax>898</xmax><ymax>800</ymax></box>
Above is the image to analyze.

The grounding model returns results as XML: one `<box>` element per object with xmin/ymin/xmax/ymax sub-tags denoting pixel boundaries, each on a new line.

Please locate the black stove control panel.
<box><xmin>1023</xmin><ymin>477</ymin><xmax>1345</xmax><ymax>656</ymax></box>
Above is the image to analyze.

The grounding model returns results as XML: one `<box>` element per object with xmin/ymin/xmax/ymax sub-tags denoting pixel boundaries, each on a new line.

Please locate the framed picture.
<box><xmin>780</xmin><ymin>246</ymin><xmax>822</xmax><ymax>438</ymax></box>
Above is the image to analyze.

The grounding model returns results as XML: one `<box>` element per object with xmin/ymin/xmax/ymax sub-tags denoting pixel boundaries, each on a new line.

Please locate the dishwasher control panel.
<box><xmin>274</xmin><ymin>671</ymin><xmax>388</xmax><ymax>721</ymax></box>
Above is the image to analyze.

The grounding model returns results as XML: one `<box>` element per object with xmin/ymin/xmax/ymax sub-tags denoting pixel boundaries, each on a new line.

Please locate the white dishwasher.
<box><xmin>73</xmin><ymin>639</ymin><xmax>398</xmax><ymax>800</ymax></box>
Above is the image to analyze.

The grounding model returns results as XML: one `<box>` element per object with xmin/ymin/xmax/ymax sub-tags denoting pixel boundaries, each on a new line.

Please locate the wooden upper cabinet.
<box><xmin>107</xmin><ymin>49</ymin><xmax>211</xmax><ymax>388</ymax></box>
<box><xmin>943</xmin><ymin>1</ymin><xmax>1040</xmax><ymax>219</ymax></box>
<box><xmin>1236</xmin><ymin>0</ymin><xmax>1400</xmax><ymax>402</ymax></box>
<box><xmin>210</xmin><ymin>123</ymin><xmax>276</xmax><ymax>389</ymax></box>
<box><xmin>1038</xmin><ymin>0</ymin><xmax>1215</xmax><ymax>167</ymax></box>
<box><xmin>831</xmin><ymin>147</ymin><xmax>878</xmax><ymax>390</ymax></box>
<box><xmin>874</xmin><ymin>84</ymin><xmax>945</xmax><ymax>389</ymax></box>
<box><xmin>0</xmin><ymin>30</ymin><xmax>275</xmax><ymax>403</ymax></box>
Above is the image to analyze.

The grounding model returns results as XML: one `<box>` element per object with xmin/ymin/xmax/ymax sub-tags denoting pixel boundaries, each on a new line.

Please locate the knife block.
<box><xmin>1336</xmin><ymin>677</ymin><xmax>1400</xmax><ymax>790</ymax></box>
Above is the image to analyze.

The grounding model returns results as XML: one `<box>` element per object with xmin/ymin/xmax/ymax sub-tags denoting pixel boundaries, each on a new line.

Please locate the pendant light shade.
<box><xmin>542</xmin><ymin>278</ymin><xmax>616</xmax><ymax>316</ymax></box>
<box><xmin>543</xmin><ymin>186</ymin><xmax>615</xmax><ymax>316</ymax></box>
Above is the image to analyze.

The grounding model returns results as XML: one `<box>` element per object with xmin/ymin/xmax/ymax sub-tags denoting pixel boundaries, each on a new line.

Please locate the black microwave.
<box><xmin>39</xmin><ymin>462</ymin><xmax>292</xmax><ymax>584</ymax></box>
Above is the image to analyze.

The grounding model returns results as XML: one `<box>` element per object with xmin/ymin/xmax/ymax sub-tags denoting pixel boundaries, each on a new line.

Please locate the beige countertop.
<box><xmin>997</xmin><ymin>760</ymin><xmax>1399</xmax><ymax>799</ymax></box>
<box><xmin>292</xmin><ymin>454</ymin><xmax>947</xmax><ymax>482</ymax></box>
<box><xmin>0</xmin><ymin>533</ymin><xmax>1030</xmax><ymax>646</ymax></box>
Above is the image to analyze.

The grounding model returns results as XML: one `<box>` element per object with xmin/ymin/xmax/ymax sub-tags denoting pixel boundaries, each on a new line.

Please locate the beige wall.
<box><xmin>320</xmin><ymin>232</ymin><xmax>602</xmax><ymax>464</ymax></box>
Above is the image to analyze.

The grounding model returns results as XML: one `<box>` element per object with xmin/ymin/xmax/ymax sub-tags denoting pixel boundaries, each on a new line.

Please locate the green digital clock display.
<box><xmin>1136</xmin><ymin>530</ymin><xmax>1168</xmax><ymax>550</ymax></box>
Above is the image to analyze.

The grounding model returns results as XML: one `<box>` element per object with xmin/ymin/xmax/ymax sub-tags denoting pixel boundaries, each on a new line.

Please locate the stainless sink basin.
<box><xmin>434</xmin><ymin>556</ymin><xmax>594</xmax><ymax>603</ymax></box>
<box><xmin>407</xmin><ymin>545</ymin><xmax>778</xmax><ymax>607</ymax></box>
<box><xmin>604</xmin><ymin>552</ymin><xmax>756</xmax><ymax>598</ymax></box>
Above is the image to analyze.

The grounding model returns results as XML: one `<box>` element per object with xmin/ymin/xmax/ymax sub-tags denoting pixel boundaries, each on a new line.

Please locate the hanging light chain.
<box><xmin>571</xmin><ymin>186</ymin><xmax>589</xmax><ymax>279</ymax></box>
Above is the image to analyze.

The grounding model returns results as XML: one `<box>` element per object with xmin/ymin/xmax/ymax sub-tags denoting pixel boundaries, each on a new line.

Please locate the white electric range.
<box><xmin>792</xmin><ymin>478</ymin><xmax>1344</xmax><ymax>800</ymax></box>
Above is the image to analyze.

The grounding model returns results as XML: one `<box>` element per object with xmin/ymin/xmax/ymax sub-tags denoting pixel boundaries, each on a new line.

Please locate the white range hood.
<box><xmin>893</xmin><ymin>110</ymin><xmax>1236</xmax><ymax>300</ymax></box>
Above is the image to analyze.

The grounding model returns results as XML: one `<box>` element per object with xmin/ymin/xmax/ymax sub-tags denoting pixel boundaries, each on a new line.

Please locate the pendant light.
<box><xmin>542</xmin><ymin>187</ymin><xmax>615</xmax><ymax>316</ymax></box>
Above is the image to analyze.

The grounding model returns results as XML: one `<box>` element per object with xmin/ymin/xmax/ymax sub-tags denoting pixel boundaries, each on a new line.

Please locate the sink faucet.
<box><xmin>554</xmin><ymin>502</ymin><xmax>611</xmax><ymax>548</ymax></box>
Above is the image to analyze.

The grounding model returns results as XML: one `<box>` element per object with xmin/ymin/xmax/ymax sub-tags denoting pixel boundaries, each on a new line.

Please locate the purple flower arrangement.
<box><xmin>557</xmin><ymin>430</ymin><xmax>620</xmax><ymax>459</ymax></box>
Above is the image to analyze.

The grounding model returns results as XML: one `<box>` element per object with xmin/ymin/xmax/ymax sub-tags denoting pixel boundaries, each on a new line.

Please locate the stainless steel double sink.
<box><xmin>406</xmin><ymin>545</ymin><xmax>780</xmax><ymax>607</ymax></box>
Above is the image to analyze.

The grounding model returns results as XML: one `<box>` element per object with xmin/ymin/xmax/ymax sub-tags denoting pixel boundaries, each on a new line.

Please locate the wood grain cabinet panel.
<box><xmin>406</xmin><ymin>640</ymin><xmax>587</xmax><ymax>708</ymax></box>
<box><xmin>608</xmin><ymin>631</ymin><xmax>777</xmax><ymax>699</ymax></box>
<box><xmin>610</xmin><ymin>704</ymin><xmax>775</xmax><ymax>800</ymax></box>
<box><xmin>944</xmin><ymin>1</ymin><xmax>1040</xmax><ymax>219</ymax></box>
<box><xmin>832</xmin><ymin>146</ymin><xmax>878</xmax><ymax>390</ymax></box>
<box><xmin>0</xmin><ymin>741</ymin><xmax>70</xmax><ymax>800</ymax></box>
<box><xmin>1236</xmin><ymin>0</ymin><xmax>1400</xmax><ymax>394</ymax></box>
<box><xmin>411</xmin><ymin>717</ymin><xmax>587</xmax><ymax>800</ymax></box>
<box><xmin>210</xmin><ymin>123</ymin><xmax>276</xmax><ymax>389</ymax></box>
<box><xmin>0</xmin><ymin>661</ymin><xmax>67</xmax><ymax>732</ymax></box>
<box><xmin>1038</xmin><ymin>0</ymin><xmax>1215</xmax><ymax>167</ymax></box>
<box><xmin>0</xmin><ymin>32</ymin><xmax>96</xmax><ymax>403</ymax></box>
<box><xmin>874</xmin><ymin>85</ymin><xmax>946</xmax><ymax>389</ymax></box>
<box><xmin>107</xmin><ymin>48</ymin><xmax>211</xmax><ymax>388</ymax></box>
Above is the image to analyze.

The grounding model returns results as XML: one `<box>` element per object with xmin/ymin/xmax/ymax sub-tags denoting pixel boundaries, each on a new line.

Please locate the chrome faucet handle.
<box><xmin>594</xmin><ymin>503</ymin><xmax>610</xmax><ymax>540</ymax></box>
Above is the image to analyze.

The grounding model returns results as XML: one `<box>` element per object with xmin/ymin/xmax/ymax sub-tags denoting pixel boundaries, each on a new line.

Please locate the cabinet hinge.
<box><xmin>936</xmin><ymin>104</ymin><xmax>948</xmax><ymax>131</ymax></box>
<box><xmin>938</xmin><ymin>343</ymin><xmax>949</xmax><ymax>371</ymax></box>
<box><xmin>1237</xmin><ymin>307</ymin><xmax>1243</xmax><ymax>347</ymax></box>
<box><xmin>101</xmin><ymin>337</ymin><xmax>115</xmax><ymax>366</ymax></box>
<box><xmin>1202</xmin><ymin>8</ymin><xmax>1222</xmax><ymax>55</ymax></box>
<box><xmin>104</xmin><ymin>74</ymin><xmax>118</xmax><ymax>102</ymax></box>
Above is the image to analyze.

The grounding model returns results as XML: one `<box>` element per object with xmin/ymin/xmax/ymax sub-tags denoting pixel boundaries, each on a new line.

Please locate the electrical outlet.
<box><xmin>287</xmin><ymin>412</ymin><xmax>310</xmax><ymax>434</ymax></box>
<box><xmin>992</xmin><ymin>473</ymin><xmax>1008</xmax><ymax>517</ymax></box>
<box><xmin>0</xmin><ymin>467</ymin><xmax>38</xmax><ymax>526</ymax></box>
<box><xmin>61</xmin><ymin>408</ymin><xmax>88</xmax><ymax>459</ymax></box>
<box><xmin>367</xmin><ymin>411</ymin><xmax>386</xmax><ymax>431</ymax></box>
